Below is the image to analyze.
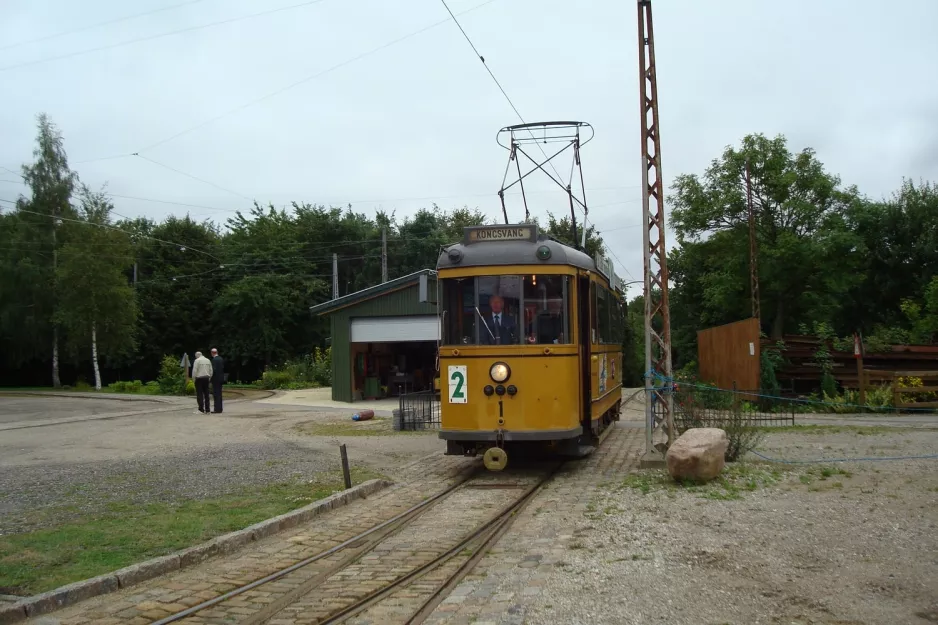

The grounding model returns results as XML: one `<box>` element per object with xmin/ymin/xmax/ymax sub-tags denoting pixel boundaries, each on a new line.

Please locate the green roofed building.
<box><xmin>309</xmin><ymin>269</ymin><xmax>439</xmax><ymax>402</ymax></box>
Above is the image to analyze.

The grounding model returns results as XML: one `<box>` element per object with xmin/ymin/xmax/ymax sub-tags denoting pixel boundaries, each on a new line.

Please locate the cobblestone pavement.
<box><xmin>23</xmin><ymin>424</ymin><xmax>643</xmax><ymax>625</ymax></box>
<box><xmin>23</xmin><ymin>454</ymin><xmax>477</xmax><ymax>625</ymax></box>
<box><xmin>274</xmin><ymin>473</ymin><xmax>550</xmax><ymax>625</ymax></box>
<box><xmin>421</xmin><ymin>424</ymin><xmax>643</xmax><ymax>625</ymax></box>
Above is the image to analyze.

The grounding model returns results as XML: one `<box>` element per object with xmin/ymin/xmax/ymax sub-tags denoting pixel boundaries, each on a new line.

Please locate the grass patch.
<box><xmin>294</xmin><ymin>418</ymin><xmax>430</xmax><ymax>437</ymax></box>
<box><xmin>795</xmin><ymin>465</ymin><xmax>854</xmax><ymax>491</ymax></box>
<box><xmin>762</xmin><ymin>424</ymin><xmax>902</xmax><ymax>436</ymax></box>
<box><xmin>0</xmin><ymin>467</ymin><xmax>381</xmax><ymax>596</ymax></box>
<box><xmin>618</xmin><ymin>462</ymin><xmax>784</xmax><ymax>500</ymax></box>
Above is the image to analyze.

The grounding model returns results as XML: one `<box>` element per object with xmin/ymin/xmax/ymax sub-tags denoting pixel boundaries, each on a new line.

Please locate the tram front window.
<box><xmin>441</xmin><ymin>275</ymin><xmax>569</xmax><ymax>345</ymax></box>
<box><xmin>522</xmin><ymin>275</ymin><xmax>569</xmax><ymax>344</ymax></box>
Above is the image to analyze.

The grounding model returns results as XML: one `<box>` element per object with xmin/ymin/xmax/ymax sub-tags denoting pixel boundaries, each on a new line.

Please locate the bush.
<box><xmin>157</xmin><ymin>355</ymin><xmax>186</xmax><ymax>395</ymax></box>
<box><xmin>185</xmin><ymin>379</ymin><xmax>195</xmax><ymax>396</ymax></box>
<box><xmin>261</xmin><ymin>369</ymin><xmax>294</xmax><ymax>390</ymax></box>
<box><xmin>674</xmin><ymin>387</ymin><xmax>764</xmax><ymax>462</ymax></box>
<box><xmin>821</xmin><ymin>384</ymin><xmax>895</xmax><ymax>413</ymax></box>
<box><xmin>721</xmin><ymin>411</ymin><xmax>766</xmax><ymax>461</ymax></box>
<box><xmin>108</xmin><ymin>379</ymin><xmax>145</xmax><ymax>394</ymax></box>
<box><xmin>259</xmin><ymin>347</ymin><xmax>332</xmax><ymax>390</ymax></box>
<box><xmin>760</xmin><ymin>340</ymin><xmax>785</xmax><ymax>397</ymax></box>
<box><xmin>897</xmin><ymin>376</ymin><xmax>937</xmax><ymax>403</ymax></box>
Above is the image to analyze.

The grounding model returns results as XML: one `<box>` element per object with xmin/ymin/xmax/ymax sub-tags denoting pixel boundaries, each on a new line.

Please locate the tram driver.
<box><xmin>481</xmin><ymin>294</ymin><xmax>518</xmax><ymax>344</ymax></box>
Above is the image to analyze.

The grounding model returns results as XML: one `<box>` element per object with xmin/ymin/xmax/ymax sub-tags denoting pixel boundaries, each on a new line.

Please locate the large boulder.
<box><xmin>666</xmin><ymin>428</ymin><xmax>728</xmax><ymax>482</ymax></box>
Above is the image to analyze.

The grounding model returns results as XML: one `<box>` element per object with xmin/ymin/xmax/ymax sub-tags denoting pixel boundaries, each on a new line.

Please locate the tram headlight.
<box><xmin>489</xmin><ymin>362</ymin><xmax>510</xmax><ymax>383</ymax></box>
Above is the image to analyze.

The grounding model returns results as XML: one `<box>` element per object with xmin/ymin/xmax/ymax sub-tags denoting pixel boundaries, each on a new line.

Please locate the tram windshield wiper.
<box><xmin>475</xmin><ymin>306</ymin><xmax>496</xmax><ymax>342</ymax></box>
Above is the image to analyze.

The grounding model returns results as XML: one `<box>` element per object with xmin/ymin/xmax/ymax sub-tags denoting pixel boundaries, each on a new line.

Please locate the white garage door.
<box><xmin>350</xmin><ymin>316</ymin><xmax>440</xmax><ymax>342</ymax></box>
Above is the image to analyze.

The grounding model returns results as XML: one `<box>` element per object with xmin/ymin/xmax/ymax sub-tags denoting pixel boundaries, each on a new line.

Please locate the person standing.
<box><xmin>191</xmin><ymin>351</ymin><xmax>213</xmax><ymax>414</ymax></box>
<box><xmin>210</xmin><ymin>347</ymin><xmax>225</xmax><ymax>414</ymax></box>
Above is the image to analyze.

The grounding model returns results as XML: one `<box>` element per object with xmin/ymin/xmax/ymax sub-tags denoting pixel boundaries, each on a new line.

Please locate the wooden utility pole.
<box><xmin>332</xmin><ymin>253</ymin><xmax>339</xmax><ymax>299</ymax></box>
<box><xmin>381</xmin><ymin>227</ymin><xmax>388</xmax><ymax>283</ymax></box>
<box><xmin>746</xmin><ymin>161</ymin><xmax>760</xmax><ymax>321</ymax></box>
<box><xmin>855</xmin><ymin>333</ymin><xmax>865</xmax><ymax>405</ymax></box>
<box><xmin>51</xmin><ymin>206</ymin><xmax>61</xmax><ymax>388</ymax></box>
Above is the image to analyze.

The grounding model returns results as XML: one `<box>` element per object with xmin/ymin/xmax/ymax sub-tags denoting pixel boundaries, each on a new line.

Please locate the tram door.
<box><xmin>577</xmin><ymin>275</ymin><xmax>593</xmax><ymax>443</ymax></box>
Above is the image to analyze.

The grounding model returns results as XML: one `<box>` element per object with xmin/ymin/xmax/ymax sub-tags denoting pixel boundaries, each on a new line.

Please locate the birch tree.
<box><xmin>17</xmin><ymin>114</ymin><xmax>77</xmax><ymax>387</ymax></box>
<box><xmin>56</xmin><ymin>186</ymin><xmax>138</xmax><ymax>389</ymax></box>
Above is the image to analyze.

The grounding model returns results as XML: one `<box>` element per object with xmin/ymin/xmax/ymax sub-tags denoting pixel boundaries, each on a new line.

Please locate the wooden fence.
<box><xmin>889</xmin><ymin>371</ymin><xmax>938</xmax><ymax>412</ymax></box>
<box><xmin>697</xmin><ymin>317</ymin><xmax>761</xmax><ymax>391</ymax></box>
<box><xmin>852</xmin><ymin>369</ymin><xmax>938</xmax><ymax>412</ymax></box>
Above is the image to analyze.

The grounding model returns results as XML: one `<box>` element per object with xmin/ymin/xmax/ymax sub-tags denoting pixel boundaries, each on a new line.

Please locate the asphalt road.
<box><xmin>0</xmin><ymin>393</ymin><xmax>443</xmax><ymax>535</ymax></box>
<box><xmin>0</xmin><ymin>394</ymin><xmax>171</xmax><ymax>425</ymax></box>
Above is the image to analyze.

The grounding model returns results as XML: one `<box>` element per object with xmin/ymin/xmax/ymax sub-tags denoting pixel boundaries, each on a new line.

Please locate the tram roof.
<box><xmin>436</xmin><ymin>224</ymin><xmax>615</xmax><ymax>284</ymax></box>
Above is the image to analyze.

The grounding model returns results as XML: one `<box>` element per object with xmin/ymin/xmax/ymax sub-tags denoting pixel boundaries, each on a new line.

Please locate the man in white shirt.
<box><xmin>191</xmin><ymin>351</ymin><xmax>213</xmax><ymax>414</ymax></box>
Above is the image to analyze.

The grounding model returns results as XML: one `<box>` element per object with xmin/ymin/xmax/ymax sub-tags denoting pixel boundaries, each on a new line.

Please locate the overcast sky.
<box><xmin>2</xmin><ymin>0</ymin><xmax>937</xmax><ymax>297</ymax></box>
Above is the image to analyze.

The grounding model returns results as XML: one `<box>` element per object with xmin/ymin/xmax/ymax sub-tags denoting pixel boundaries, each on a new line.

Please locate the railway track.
<box><xmin>150</xmin><ymin>462</ymin><xmax>561</xmax><ymax>625</ymax></box>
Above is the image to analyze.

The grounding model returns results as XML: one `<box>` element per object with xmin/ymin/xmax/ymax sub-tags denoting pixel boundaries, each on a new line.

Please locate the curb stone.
<box><xmin>5</xmin><ymin>478</ymin><xmax>392</xmax><ymax>623</ymax></box>
<box><xmin>0</xmin><ymin>604</ymin><xmax>26</xmax><ymax>625</ymax></box>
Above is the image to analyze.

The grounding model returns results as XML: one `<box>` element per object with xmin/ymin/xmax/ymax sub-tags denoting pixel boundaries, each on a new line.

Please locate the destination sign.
<box><xmin>464</xmin><ymin>225</ymin><xmax>537</xmax><ymax>244</ymax></box>
<box><xmin>594</xmin><ymin>252</ymin><xmax>614</xmax><ymax>279</ymax></box>
<box><xmin>594</xmin><ymin>252</ymin><xmax>625</xmax><ymax>291</ymax></box>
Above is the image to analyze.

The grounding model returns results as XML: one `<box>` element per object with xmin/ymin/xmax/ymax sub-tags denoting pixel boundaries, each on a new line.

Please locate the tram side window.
<box><xmin>521</xmin><ymin>275</ymin><xmax>569</xmax><ymax>344</ymax></box>
<box><xmin>441</xmin><ymin>278</ymin><xmax>476</xmax><ymax>345</ymax></box>
<box><xmin>597</xmin><ymin>286</ymin><xmax>612</xmax><ymax>343</ymax></box>
<box><xmin>591</xmin><ymin>283</ymin><xmax>599</xmax><ymax>343</ymax></box>
<box><xmin>610</xmin><ymin>299</ymin><xmax>624</xmax><ymax>344</ymax></box>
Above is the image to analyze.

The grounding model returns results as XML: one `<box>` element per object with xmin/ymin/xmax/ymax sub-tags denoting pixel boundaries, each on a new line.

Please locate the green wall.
<box><xmin>328</xmin><ymin>280</ymin><xmax>437</xmax><ymax>402</ymax></box>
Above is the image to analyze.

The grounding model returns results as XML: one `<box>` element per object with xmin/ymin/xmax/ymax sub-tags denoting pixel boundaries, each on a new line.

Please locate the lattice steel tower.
<box><xmin>637</xmin><ymin>0</ymin><xmax>675</xmax><ymax>466</ymax></box>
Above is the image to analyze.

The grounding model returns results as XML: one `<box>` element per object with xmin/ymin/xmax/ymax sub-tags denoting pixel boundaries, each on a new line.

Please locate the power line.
<box><xmin>0</xmin><ymin>0</ymin><xmax>207</xmax><ymax>52</ymax></box>
<box><xmin>6</xmin><ymin>203</ymin><xmax>222</xmax><ymax>262</ymax></box>
<box><xmin>436</xmin><ymin>0</ymin><xmax>566</xmax><ymax>197</ymax></box>
<box><xmin>110</xmin><ymin>193</ymin><xmax>240</xmax><ymax>213</ymax></box>
<box><xmin>2</xmin><ymin>174</ymin><xmax>641</xmax><ymax>215</ymax></box>
<box><xmin>73</xmin><ymin>154</ymin><xmax>136</xmax><ymax>166</ymax></box>
<box><xmin>0</xmin><ymin>0</ymin><xmax>334</xmax><ymax>73</ymax></box>
<box><xmin>133</xmin><ymin>153</ymin><xmax>254</xmax><ymax>202</ymax></box>
<box><xmin>596</xmin><ymin>222</ymin><xmax>642</xmax><ymax>234</ymax></box>
<box><xmin>606</xmin><ymin>246</ymin><xmax>635</xmax><ymax>282</ymax></box>
<box><xmin>135</xmin><ymin>0</ymin><xmax>498</xmax><ymax>154</ymax></box>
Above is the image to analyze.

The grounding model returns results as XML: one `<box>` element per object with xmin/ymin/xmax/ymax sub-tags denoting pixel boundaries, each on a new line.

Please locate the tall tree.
<box><xmin>842</xmin><ymin>180</ymin><xmax>938</xmax><ymax>336</ymax></box>
<box><xmin>540</xmin><ymin>212</ymin><xmax>605</xmax><ymax>259</ymax></box>
<box><xmin>128</xmin><ymin>215</ymin><xmax>222</xmax><ymax>378</ymax></box>
<box><xmin>15</xmin><ymin>114</ymin><xmax>78</xmax><ymax>387</ymax></box>
<box><xmin>56</xmin><ymin>186</ymin><xmax>138</xmax><ymax>389</ymax></box>
<box><xmin>670</xmin><ymin>133</ymin><xmax>862</xmax><ymax>338</ymax></box>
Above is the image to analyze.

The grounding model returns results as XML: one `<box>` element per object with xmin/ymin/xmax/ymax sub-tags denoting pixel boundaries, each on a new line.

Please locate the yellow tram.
<box><xmin>436</xmin><ymin>223</ymin><xmax>625</xmax><ymax>470</ymax></box>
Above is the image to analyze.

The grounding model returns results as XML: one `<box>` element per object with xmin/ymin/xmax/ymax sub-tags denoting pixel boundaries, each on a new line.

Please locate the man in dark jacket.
<box><xmin>480</xmin><ymin>294</ymin><xmax>517</xmax><ymax>345</ymax></box>
<box><xmin>210</xmin><ymin>348</ymin><xmax>225</xmax><ymax>414</ymax></box>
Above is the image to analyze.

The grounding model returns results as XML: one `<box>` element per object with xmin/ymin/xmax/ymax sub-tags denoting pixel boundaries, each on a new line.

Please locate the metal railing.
<box><xmin>395</xmin><ymin>390</ymin><xmax>441</xmax><ymax>431</ymax></box>
<box><xmin>672</xmin><ymin>384</ymin><xmax>796</xmax><ymax>431</ymax></box>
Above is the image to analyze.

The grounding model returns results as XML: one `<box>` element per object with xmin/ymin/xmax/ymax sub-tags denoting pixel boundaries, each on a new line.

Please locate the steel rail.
<box><xmin>319</xmin><ymin>463</ymin><xmax>562</xmax><ymax>624</ymax></box>
<box><xmin>150</xmin><ymin>466</ymin><xmax>480</xmax><ymax>625</ymax></box>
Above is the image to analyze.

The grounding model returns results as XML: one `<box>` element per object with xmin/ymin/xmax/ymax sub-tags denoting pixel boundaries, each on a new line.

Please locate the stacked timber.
<box><xmin>761</xmin><ymin>335</ymin><xmax>938</xmax><ymax>392</ymax></box>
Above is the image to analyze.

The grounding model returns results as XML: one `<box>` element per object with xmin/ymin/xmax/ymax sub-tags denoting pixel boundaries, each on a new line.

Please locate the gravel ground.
<box><xmin>0</xmin><ymin>395</ymin><xmax>442</xmax><ymax>536</ymax></box>
<box><xmin>515</xmin><ymin>427</ymin><xmax>938</xmax><ymax>625</ymax></box>
<box><xmin>0</xmin><ymin>441</ymin><xmax>344</xmax><ymax>535</ymax></box>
